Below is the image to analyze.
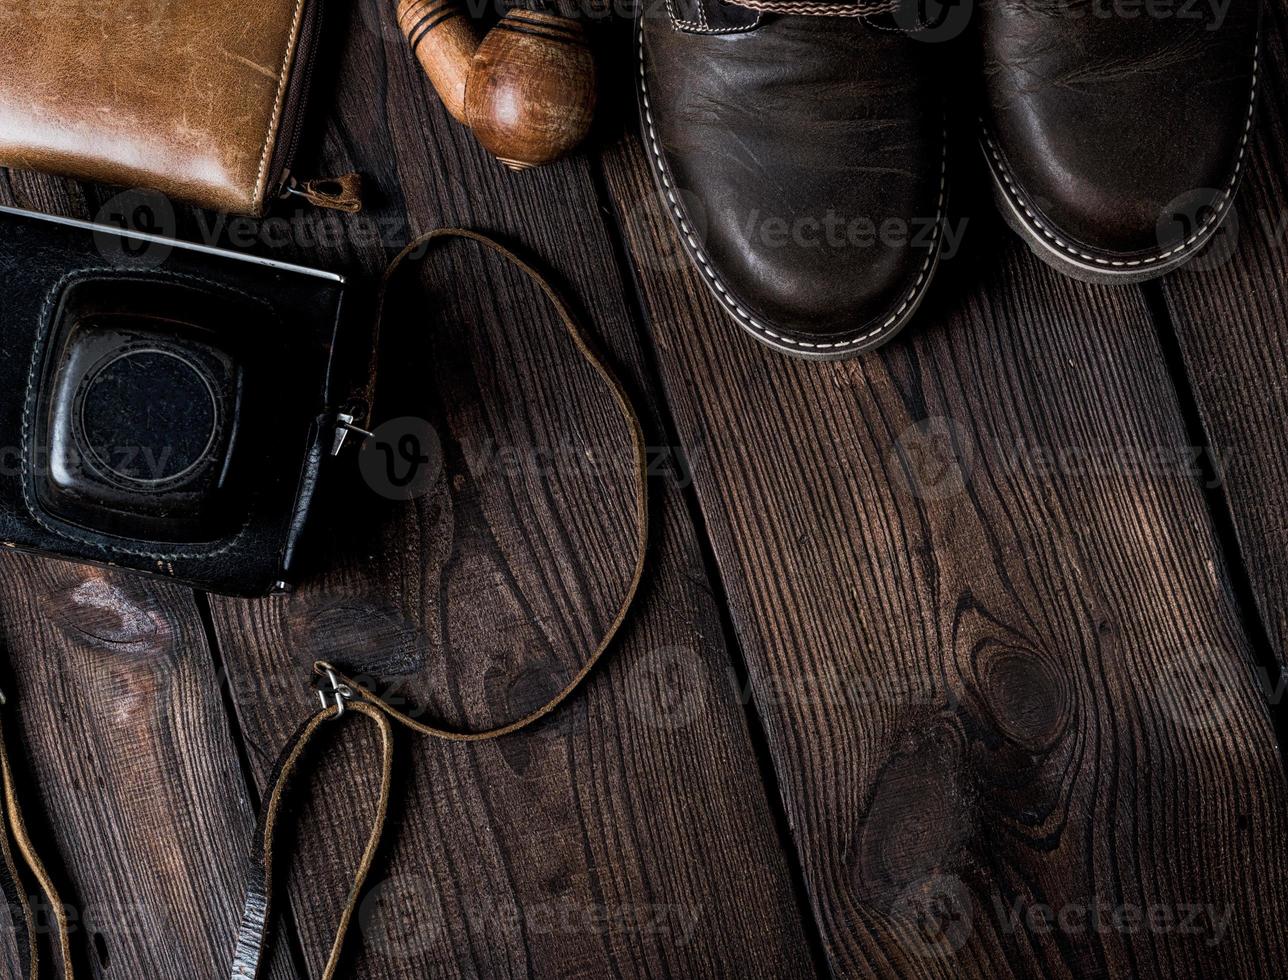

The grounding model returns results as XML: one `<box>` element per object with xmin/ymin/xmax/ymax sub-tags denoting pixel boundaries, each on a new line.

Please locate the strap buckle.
<box><xmin>316</xmin><ymin>667</ymin><xmax>356</xmax><ymax>718</ymax></box>
<box><xmin>331</xmin><ymin>413</ymin><xmax>374</xmax><ymax>456</ymax></box>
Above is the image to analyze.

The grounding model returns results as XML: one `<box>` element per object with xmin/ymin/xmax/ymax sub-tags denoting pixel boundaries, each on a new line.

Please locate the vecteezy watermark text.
<box><xmin>994</xmin><ymin>895</ymin><xmax>1234</xmax><ymax>946</ymax></box>
<box><xmin>1033</xmin><ymin>0</ymin><xmax>1232</xmax><ymax>27</ymax></box>
<box><xmin>890</xmin><ymin>417</ymin><xmax>1233</xmax><ymax>502</ymax></box>
<box><xmin>741</xmin><ymin>209</ymin><xmax>969</xmax><ymax>260</ymax></box>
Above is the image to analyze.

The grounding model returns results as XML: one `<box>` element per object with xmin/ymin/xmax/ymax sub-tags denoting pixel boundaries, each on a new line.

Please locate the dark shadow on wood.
<box><xmin>1142</xmin><ymin>280</ymin><xmax>1288</xmax><ymax>769</ymax></box>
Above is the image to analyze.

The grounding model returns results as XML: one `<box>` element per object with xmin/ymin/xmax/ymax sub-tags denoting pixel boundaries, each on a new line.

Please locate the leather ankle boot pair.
<box><xmin>638</xmin><ymin>0</ymin><xmax>1261</xmax><ymax>358</ymax></box>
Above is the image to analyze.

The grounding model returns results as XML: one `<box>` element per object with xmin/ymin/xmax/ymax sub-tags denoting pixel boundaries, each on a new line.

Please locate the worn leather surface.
<box><xmin>0</xmin><ymin>0</ymin><xmax>311</xmax><ymax>215</ymax></box>
<box><xmin>0</xmin><ymin>206</ymin><xmax>346</xmax><ymax>596</ymax></box>
<box><xmin>979</xmin><ymin>0</ymin><xmax>1262</xmax><ymax>258</ymax></box>
<box><xmin>640</xmin><ymin>13</ymin><xmax>946</xmax><ymax>356</ymax></box>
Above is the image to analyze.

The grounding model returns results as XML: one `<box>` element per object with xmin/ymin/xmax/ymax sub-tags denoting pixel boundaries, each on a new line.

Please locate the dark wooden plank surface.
<box><xmin>1158</xmin><ymin>0</ymin><xmax>1288</xmax><ymax>671</ymax></box>
<box><xmin>0</xmin><ymin>0</ymin><xmax>1285</xmax><ymax>977</ymax></box>
<box><xmin>202</xmin><ymin>1</ymin><xmax>817</xmax><ymax>977</ymax></box>
<box><xmin>0</xmin><ymin>6</ymin><xmax>816</xmax><ymax>976</ymax></box>
<box><xmin>0</xmin><ymin>557</ymin><xmax>296</xmax><ymax>980</ymax></box>
<box><xmin>598</xmin><ymin>40</ymin><xmax>1288</xmax><ymax>975</ymax></box>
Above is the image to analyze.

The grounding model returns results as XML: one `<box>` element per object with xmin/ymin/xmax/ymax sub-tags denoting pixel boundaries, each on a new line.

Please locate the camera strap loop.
<box><xmin>229</xmin><ymin>699</ymin><xmax>396</xmax><ymax>980</ymax></box>
<box><xmin>0</xmin><ymin>227</ymin><xmax>650</xmax><ymax>980</ymax></box>
<box><xmin>227</xmin><ymin>227</ymin><xmax>652</xmax><ymax>980</ymax></box>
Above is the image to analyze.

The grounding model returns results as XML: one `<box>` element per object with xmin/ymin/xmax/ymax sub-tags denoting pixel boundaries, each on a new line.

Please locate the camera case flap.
<box><xmin>0</xmin><ymin>205</ymin><xmax>349</xmax><ymax>596</ymax></box>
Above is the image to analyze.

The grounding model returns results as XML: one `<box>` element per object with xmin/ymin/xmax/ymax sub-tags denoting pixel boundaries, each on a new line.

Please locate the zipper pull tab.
<box><xmin>281</xmin><ymin>173</ymin><xmax>363</xmax><ymax>213</ymax></box>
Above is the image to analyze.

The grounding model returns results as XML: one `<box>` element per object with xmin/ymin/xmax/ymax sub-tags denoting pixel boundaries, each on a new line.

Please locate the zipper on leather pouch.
<box><xmin>266</xmin><ymin>0</ymin><xmax>362</xmax><ymax>214</ymax></box>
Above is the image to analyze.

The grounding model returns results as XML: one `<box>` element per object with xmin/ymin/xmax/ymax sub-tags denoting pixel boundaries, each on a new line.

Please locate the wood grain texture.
<box><xmin>0</xmin><ymin>0</ymin><xmax>1283</xmax><ymax>977</ymax></box>
<box><xmin>0</xmin><ymin>563</ymin><xmax>283</xmax><ymax>980</ymax></box>
<box><xmin>202</xmin><ymin>0</ymin><xmax>815</xmax><ymax>977</ymax></box>
<box><xmin>599</xmin><ymin>90</ymin><xmax>1288</xmax><ymax>977</ymax></box>
<box><xmin>1157</xmin><ymin>0</ymin><xmax>1288</xmax><ymax>668</ymax></box>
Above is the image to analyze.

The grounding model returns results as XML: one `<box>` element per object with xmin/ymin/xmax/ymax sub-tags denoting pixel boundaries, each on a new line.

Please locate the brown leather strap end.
<box><xmin>0</xmin><ymin>700</ymin><xmax>73</xmax><ymax>980</ymax></box>
<box><xmin>230</xmin><ymin>701</ymin><xmax>394</xmax><ymax>980</ymax></box>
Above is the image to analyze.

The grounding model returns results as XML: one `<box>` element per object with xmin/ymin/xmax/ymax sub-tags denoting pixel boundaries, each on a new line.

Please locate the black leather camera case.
<box><xmin>0</xmin><ymin>205</ymin><xmax>348</xmax><ymax>596</ymax></box>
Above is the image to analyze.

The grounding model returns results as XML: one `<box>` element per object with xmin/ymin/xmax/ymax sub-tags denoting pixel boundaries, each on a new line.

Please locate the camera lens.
<box><xmin>79</xmin><ymin>348</ymin><xmax>220</xmax><ymax>485</ymax></box>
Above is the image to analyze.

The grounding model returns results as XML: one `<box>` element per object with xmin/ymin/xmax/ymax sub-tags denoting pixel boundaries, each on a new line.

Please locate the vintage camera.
<box><xmin>0</xmin><ymin>203</ymin><xmax>351</xmax><ymax>596</ymax></box>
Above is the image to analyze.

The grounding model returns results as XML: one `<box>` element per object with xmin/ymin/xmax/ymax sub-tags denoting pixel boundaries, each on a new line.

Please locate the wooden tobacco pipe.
<box><xmin>396</xmin><ymin>0</ymin><xmax>597</xmax><ymax>170</ymax></box>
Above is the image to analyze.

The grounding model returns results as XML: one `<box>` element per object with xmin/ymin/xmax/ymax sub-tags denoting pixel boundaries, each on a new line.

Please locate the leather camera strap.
<box><xmin>0</xmin><ymin>228</ymin><xmax>650</xmax><ymax>980</ymax></box>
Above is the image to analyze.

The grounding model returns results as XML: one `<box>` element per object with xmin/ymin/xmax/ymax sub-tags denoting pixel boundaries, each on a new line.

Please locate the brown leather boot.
<box><xmin>637</xmin><ymin>1</ymin><xmax>950</xmax><ymax>358</ymax></box>
<box><xmin>979</xmin><ymin>0</ymin><xmax>1262</xmax><ymax>282</ymax></box>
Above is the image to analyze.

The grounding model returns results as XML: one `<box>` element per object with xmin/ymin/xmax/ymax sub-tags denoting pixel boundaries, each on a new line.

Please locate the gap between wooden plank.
<box><xmin>192</xmin><ymin>589</ymin><xmax>314</xmax><ymax>980</ymax></box>
<box><xmin>586</xmin><ymin>156</ymin><xmax>833</xmax><ymax>978</ymax></box>
<box><xmin>1139</xmin><ymin>281</ymin><xmax>1288</xmax><ymax>774</ymax></box>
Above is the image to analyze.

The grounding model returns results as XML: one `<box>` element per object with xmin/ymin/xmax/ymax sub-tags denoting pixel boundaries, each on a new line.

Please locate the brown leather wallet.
<box><xmin>0</xmin><ymin>0</ymin><xmax>330</xmax><ymax>215</ymax></box>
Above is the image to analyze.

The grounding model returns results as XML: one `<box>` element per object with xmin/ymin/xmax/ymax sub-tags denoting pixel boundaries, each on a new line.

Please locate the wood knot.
<box><xmin>850</xmin><ymin>717</ymin><xmax>975</xmax><ymax>907</ymax></box>
<box><xmin>281</xmin><ymin>596</ymin><xmax>426</xmax><ymax>676</ymax></box>
<box><xmin>973</xmin><ymin>640</ymin><xmax>1069</xmax><ymax>754</ymax></box>
<box><xmin>45</xmin><ymin>573</ymin><xmax>168</xmax><ymax>653</ymax></box>
<box><xmin>486</xmin><ymin>655</ymin><xmax>584</xmax><ymax>774</ymax></box>
<box><xmin>953</xmin><ymin>598</ymin><xmax>1072</xmax><ymax>757</ymax></box>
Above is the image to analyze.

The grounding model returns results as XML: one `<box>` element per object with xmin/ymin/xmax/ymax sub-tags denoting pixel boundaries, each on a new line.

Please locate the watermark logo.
<box><xmin>462</xmin><ymin>894</ymin><xmax>701</xmax><ymax>944</ymax></box>
<box><xmin>740</xmin><ymin>209</ymin><xmax>967</xmax><ymax>260</ymax></box>
<box><xmin>1157</xmin><ymin>647</ymin><xmax>1243</xmax><ymax>733</ymax></box>
<box><xmin>626</xmin><ymin>646</ymin><xmax>710</xmax><ymax>731</ymax></box>
<box><xmin>994</xmin><ymin>894</ymin><xmax>1234</xmax><ymax>945</ymax></box>
<box><xmin>894</xmin><ymin>0</ymin><xmax>974</xmax><ymax>42</ymax></box>
<box><xmin>358</xmin><ymin>417</ymin><xmax>444</xmax><ymax>501</ymax></box>
<box><xmin>888</xmin><ymin>417</ymin><xmax>1231</xmax><ymax>502</ymax></box>
<box><xmin>93</xmin><ymin>189</ymin><xmax>176</xmax><ymax>269</ymax></box>
<box><xmin>1157</xmin><ymin>187</ymin><xmax>1240</xmax><ymax>273</ymax></box>
<box><xmin>1026</xmin><ymin>0</ymin><xmax>1231</xmax><ymax>26</ymax></box>
<box><xmin>890</xmin><ymin>417</ymin><xmax>977</xmax><ymax>502</ymax></box>
<box><xmin>891</xmin><ymin>874</ymin><xmax>974</xmax><ymax>959</ymax></box>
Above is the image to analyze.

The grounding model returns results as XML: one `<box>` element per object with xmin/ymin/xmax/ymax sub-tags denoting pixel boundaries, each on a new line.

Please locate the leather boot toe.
<box><xmin>979</xmin><ymin>0</ymin><xmax>1261</xmax><ymax>282</ymax></box>
<box><xmin>639</xmin><ymin>4</ymin><xmax>948</xmax><ymax>358</ymax></box>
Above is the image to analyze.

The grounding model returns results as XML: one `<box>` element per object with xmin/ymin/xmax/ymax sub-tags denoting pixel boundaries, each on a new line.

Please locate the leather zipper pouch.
<box><xmin>0</xmin><ymin>0</ymin><xmax>334</xmax><ymax>216</ymax></box>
